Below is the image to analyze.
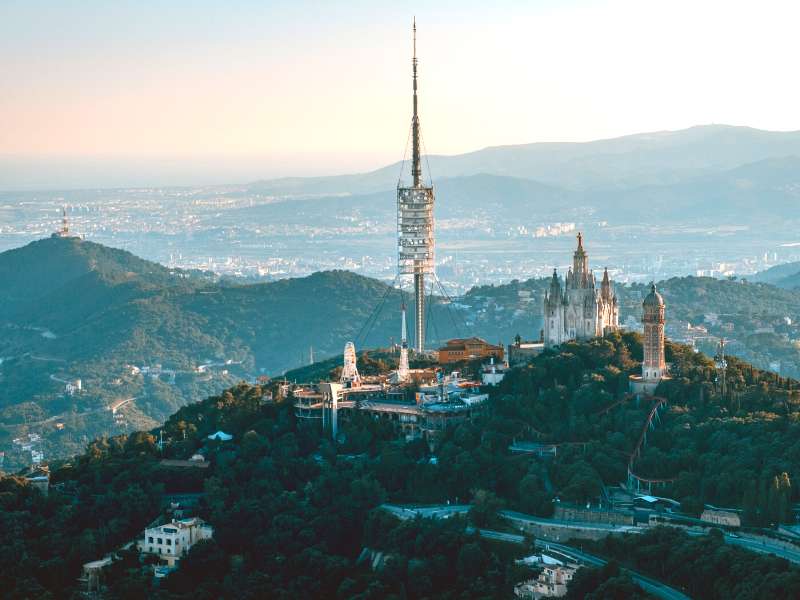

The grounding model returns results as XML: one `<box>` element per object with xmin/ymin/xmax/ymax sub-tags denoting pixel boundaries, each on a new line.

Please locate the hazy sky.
<box><xmin>3</xmin><ymin>0</ymin><xmax>800</xmax><ymax>188</ymax></box>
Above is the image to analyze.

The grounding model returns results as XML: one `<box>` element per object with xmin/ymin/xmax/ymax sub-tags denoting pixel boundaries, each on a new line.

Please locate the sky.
<box><xmin>2</xmin><ymin>0</ymin><xmax>800</xmax><ymax>188</ymax></box>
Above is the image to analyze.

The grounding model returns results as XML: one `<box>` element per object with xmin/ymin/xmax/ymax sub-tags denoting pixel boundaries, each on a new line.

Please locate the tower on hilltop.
<box><xmin>397</xmin><ymin>18</ymin><xmax>435</xmax><ymax>353</ymax></box>
<box><xmin>630</xmin><ymin>283</ymin><xmax>669</xmax><ymax>395</ymax></box>
<box><xmin>52</xmin><ymin>205</ymin><xmax>71</xmax><ymax>238</ymax></box>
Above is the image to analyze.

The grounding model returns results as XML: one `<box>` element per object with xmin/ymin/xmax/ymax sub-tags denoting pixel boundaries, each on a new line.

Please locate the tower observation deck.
<box><xmin>397</xmin><ymin>19</ymin><xmax>434</xmax><ymax>353</ymax></box>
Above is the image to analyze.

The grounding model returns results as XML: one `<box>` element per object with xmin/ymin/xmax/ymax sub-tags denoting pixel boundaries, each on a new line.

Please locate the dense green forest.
<box><xmin>496</xmin><ymin>332</ymin><xmax>800</xmax><ymax>521</ymax></box>
<box><xmin>4</xmin><ymin>332</ymin><xmax>800</xmax><ymax>597</ymax></box>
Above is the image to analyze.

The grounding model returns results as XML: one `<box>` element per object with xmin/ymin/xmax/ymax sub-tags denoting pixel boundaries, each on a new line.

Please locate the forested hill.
<box><xmin>753</xmin><ymin>261</ymin><xmax>800</xmax><ymax>290</ymax></box>
<box><xmin>4</xmin><ymin>333</ymin><xmax>800</xmax><ymax>598</ymax></box>
<box><xmin>0</xmin><ymin>237</ymin><xmax>462</xmax><ymax>467</ymax></box>
<box><xmin>466</xmin><ymin>274</ymin><xmax>800</xmax><ymax>377</ymax></box>
<box><xmin>3</xmin><ymin>236</ymin><xmax>800</xmax><ymax>468</ymax></box>
<box><xmin>0</xmin><ymin>236</ymin><xmax>202</xmax><ymax>319</ymax></box>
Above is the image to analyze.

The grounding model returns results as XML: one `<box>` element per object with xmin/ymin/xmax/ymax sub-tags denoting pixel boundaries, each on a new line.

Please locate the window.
<box><xmin>166</xmin><ymin>539</ymin><xmax>172</xmax><ymax>545</ymax></box>
<box><xmin>148</xmin><ymin>536</ymin><xmax>153</xmax><ymax>543</ymax></box>
<box><xmin>157</xmin><ymin>538</ymin><xmax>163</xmax><ymax>545</ymax></box>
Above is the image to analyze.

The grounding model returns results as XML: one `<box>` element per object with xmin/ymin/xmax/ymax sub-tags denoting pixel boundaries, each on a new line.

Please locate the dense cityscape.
<box><xmin>1</xmin><ymin>189</ymin><xmax>798</xmax><ymax>294</ymax></box>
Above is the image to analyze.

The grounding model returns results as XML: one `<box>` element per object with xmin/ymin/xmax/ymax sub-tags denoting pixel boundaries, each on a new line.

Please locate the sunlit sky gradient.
<box><xmin>3</xmin><ymin>0</ymin><xmax>800</xmax><ymax>188</ymax></box>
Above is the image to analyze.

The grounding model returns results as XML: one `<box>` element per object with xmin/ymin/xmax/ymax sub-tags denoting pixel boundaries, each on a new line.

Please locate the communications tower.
<box><xmin>53</xmin><ymin>205</ymin><xmax>70</xmax><ymax>238</ymax></box>
<box><xmin>397</xmin><ymin>19</ymin><xmax>435</xmax><ymax>353</ymax></box>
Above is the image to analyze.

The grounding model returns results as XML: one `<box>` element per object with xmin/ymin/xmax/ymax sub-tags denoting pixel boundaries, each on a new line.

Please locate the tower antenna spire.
<box><xmin>411</xmin><ymin>16</ymin><xmax>421</xmax><ymax>188</ymax></box>
<box><xmin>397</xmin><ymin>19</ymin><xmax>434</xmax><ymax>354</ymax></box>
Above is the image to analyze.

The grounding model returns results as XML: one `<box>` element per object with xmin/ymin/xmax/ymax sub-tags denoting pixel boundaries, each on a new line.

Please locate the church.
<box><xmin>543</xmin><ymin>233</ymin><xmax>619</xmax><ymax>347</ymax></box>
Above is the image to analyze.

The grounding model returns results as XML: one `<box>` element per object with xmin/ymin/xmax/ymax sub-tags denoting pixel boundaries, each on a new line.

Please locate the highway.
<box><xmin>536</xmin><ymin>540</ymin><xmax>691</xmax><ymax>600</ymax></box>
<box><xmin>380</xmin><ymin>503</ymin><xmax>470</xmax><ymax>520</ymax></box>
<box><xmin>723</xmin><ymin>533</ymin><xmax>800</xmax><ymax>564</ymax></box>
<box><xmin>381</xmin><ymin>504</ymin><xmax>689</xmax><ymax>599</ymax></box>
<box><xmin>500</xmin><ymin>508</ymin><xmax>643</xmax><ymax>534</ymax></box>
<box><xmin>381</xmin><ymin>503</ymin><xmax>800</xmax><ymax>595</ymax></box>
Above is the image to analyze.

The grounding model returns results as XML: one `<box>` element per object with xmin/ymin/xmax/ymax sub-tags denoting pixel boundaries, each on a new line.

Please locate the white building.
<box><xmin>543</xmin><ymin>233</ymin><xmax>618</xmax><ymax>347</ymax></box>
<box><xmin>138</xmin><ymin>517</ymin><xmax>213</xmax><ymax>567</ymax></box>
<box><xmin>514</xmin><ymin>564</ymin><xmax>578</xmax><ymax>599</ymax></box>
<box><xmin>481</xmin><ymin>357</ymin><xmax>508</xmax><ymax>386</ymax></box>
<box><xmin>65</xmin><ymin>379</ymin><xmax>82</xmax><ymax>396</ymax></box>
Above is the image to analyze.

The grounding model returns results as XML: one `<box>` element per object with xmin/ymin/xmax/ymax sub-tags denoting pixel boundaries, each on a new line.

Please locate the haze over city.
<box><xmin>4</xmin><ymin>0</ymin><xmax>800</xmax><ymax>188</ymax></box>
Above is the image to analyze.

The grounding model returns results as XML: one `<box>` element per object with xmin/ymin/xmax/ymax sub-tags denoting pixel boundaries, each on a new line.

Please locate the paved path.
<box><xmin>380</xmin><ymin>503</ymin><xmax>470</xmax><ymax>520</ymax></box>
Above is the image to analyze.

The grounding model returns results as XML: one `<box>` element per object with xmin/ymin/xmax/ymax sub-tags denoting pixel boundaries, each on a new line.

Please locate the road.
<box><xmin>381</xmin><ymin>505</ymin><xmax>688</xmax><ymax>599</ymax></box>
<box><xmin>380</xmin><ymin>503</ymin><xmax>470</xmax><ymax>520</ymax></box>
<box><xmin>723</xmin><ymin>532</ymin><xmax>800</xmax><ymax>564</ymax></box>
<box><xmin>536</xmin><ymin>540</ymin><xmax>691</xmax><ymax>600</ymax></box>
<box><xmin>109</xmin><ymin>397</ymin><xmax>136</xmax><ymax>413</ymax></box>
<box><xmin>4</xmin><ymin>396</ymin><xmax>136</xmax><ymax>429</ymax></box>
<box><xmin>381</xmin><ymin>503</ymin><xmax>800</xmax><ymax>593</ymax></box>
<box><xmin>500</xmin><ymin>508</ymin><xmax>643</xmax><ymax>534</ymax></box>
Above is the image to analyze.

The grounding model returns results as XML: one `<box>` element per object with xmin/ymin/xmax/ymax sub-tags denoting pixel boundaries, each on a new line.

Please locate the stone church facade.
<box><xmin>543</xmin><ymin>233</ymin><xmax>619</xmax><ymax>347</ymax></box>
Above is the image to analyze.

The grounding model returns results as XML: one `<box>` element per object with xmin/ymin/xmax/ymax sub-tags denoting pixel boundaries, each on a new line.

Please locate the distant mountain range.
<box><xmin>248</xmin><ymin>124</ymin><xmax>800</xmax><ymax>195</ymax></box>
<box><xmin>234</xmin><ymin>125</ymin><xmax>800</xmax><ymax>232</ymax></box>
<box><xmin>752</xmin><ymin>260</ymin><xmax>800</xmax><ymax>289</ymax></box>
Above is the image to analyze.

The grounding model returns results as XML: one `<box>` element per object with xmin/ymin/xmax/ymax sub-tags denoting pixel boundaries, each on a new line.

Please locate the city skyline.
<box><xmin>4</xmin><ymin>0</ymin><xmax>800</xmax><ymax>188</ymax></box>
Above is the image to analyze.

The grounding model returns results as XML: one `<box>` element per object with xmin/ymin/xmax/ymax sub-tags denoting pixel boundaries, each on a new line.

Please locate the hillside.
<box><xmin>467</xmin><ymin>274</ymin><xmax>800</xmax><ymax>377</ymax></box>
<box><xmin>0</xmin><ymin>238</ymin><xmax>464</xmax><ymax>468</ymax></box>
<box><xmin>4</xmin><ymin>334</ymin><xmax>800</xmax><ymax>598</ymax></box>
<box><xmin>753</xmin><ymin>261</ymin><xmax>800</xmax><ymax>289</ymax></box>
<box><xmin>4</xmin><ymin>237</ymin><xmax>800</xmax><ymax>470</ymax></box>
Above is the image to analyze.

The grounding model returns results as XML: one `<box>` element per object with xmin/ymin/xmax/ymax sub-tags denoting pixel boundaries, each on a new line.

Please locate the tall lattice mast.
<box><xmin>397</xmin><ymin>18</ymin><xmax>435</xmax><ymax>353</ymax></box>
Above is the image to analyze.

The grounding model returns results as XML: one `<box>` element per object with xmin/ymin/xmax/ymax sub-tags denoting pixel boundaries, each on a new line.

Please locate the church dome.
<box><xmin>643</xmin><ymin>283</ymin><xmax>664</xmax><ymax>307</ymax></box>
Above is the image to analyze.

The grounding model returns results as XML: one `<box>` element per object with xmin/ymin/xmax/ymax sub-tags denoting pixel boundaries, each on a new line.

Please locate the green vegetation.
<box><xmin>4</xmin><ymin>236</ymin><xmax>800</xmax><ymax>468</ymax></box>
<box><xmin>495</xmin><ymin>331</ymin><xmax>800</xmax><ymax>521</ymax></box>
<box><xmin>469</xmin><ymin>274</ymin><xmax>800</xmax><ymax>377</ymax></box>
<box><xmin>0</xmin><ymin>383</ymin><xmax>529</xmax><ymax>599</ymax></box>
<box><xmin>565</xmin><ymin>561</ymin><xmax>653</xmax><ymax>599</ymax></box>
<box><xmin>591</xmin><ymin>527</ymin><xmax>800</xmax><ymax>599</ymax></box>
<box><xmin>0</xmin><ymin>237</ymin><xmax>462</xmax><ymax>466</ymax></box>
<box><xmin>4</xmin><ymin>332</ymin><xmax>800</xmax><ymax>597</ymax></box>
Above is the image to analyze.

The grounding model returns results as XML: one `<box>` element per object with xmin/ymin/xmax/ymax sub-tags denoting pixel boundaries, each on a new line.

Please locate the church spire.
<box><xmin>411</xmin><ymin>17</ymin><xmax>422</xmax><ymax>188</ymax></box>
<box><xmin>573</xmin><ymin>231</ymin><xmax>588</xmax><ymax>277</ymax></box>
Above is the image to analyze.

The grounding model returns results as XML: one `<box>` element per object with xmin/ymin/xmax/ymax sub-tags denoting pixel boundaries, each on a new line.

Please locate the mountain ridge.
<box><xmin>247</xmin><ymin>124</ymin><xmax>800</xmax><ymax>195</ymax></box>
